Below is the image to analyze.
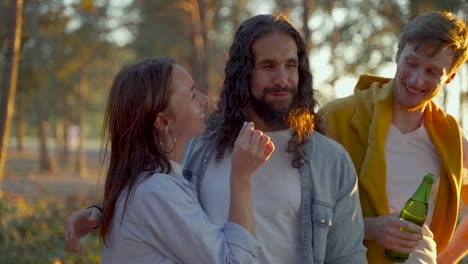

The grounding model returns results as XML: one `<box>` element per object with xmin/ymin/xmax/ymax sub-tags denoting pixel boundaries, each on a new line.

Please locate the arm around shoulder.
<box><xmin>64</xmin><ymin>206</ymin><xmax>102</xmax><ymax>255</ymax></box>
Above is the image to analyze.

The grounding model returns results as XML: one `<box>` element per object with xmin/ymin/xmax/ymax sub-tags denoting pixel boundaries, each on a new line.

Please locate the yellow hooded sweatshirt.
<box><xmin>321</xmin><ymin>74</ymin><xmax>468</xmax><ymax>264</ymax></box>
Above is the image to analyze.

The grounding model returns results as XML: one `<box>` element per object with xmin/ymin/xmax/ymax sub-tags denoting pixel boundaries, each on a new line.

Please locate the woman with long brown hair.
<box><xmin>99</xmin><ymin>57</ymin><xmax>274</xmax><ymax>263</ymax></box>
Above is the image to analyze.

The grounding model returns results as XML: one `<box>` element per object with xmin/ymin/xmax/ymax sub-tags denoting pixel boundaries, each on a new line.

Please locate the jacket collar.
<box><xmin>351</xmin><ymin>75</ymin><xmax>393</xmax><ymax>215</ymax></box>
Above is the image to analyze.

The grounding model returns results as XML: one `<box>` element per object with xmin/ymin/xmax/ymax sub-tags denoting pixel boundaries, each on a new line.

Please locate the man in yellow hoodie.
<box><xmin>322</xmin><ymin>11</ymin><xmax>468</xmax><ymax>264</ymax></box>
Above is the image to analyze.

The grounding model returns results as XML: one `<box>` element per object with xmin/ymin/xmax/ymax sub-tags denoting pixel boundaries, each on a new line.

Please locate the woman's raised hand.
<box><xmin>231</xmin><ymin>122</ymin><xmax>275</xmax><ymax>179</ymax></box>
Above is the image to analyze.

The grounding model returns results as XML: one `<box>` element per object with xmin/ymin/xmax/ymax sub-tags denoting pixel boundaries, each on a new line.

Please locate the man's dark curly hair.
<box><xmin>206</xmin><ymin>13</ymin><xmax>323</xmax><ymax>168</ymax></box>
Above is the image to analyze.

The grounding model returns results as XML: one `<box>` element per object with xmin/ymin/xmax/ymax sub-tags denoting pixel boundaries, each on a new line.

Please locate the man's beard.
<box><xmin>249</xmin><ymin>86</ymin><xmax>298</xmax><ymax>130</ymax></box>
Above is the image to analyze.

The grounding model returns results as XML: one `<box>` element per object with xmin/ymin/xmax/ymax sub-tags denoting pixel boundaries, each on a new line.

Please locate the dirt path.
<box><xmin>3</xmin><ymin>146</ymin><xmax>103</xmax><ymax>201</ymax></box>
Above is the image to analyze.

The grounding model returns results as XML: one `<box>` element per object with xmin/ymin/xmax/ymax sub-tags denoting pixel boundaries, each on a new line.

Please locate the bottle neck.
<box><xmin>410</xmin><ymin>181</ymin><xmax>433</xmax><ymax>203</ymax></box>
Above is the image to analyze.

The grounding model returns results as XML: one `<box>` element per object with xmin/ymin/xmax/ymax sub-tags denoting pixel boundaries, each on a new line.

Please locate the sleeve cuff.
<box><xmin>223</xmin><ymin>222</ymin><xmax>261</xmax><ymax>258</ymax></box>
<box><xmin>87</xmin><ymin>205</ymin><xmax>103</xmax><ymax>213</ymax></box>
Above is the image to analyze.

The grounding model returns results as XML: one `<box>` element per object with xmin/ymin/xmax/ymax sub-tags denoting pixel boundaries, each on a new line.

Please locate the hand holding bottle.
<box><xmin>364</xmin><ymin>213</ymin><xmax>423</xmax><ymax>253</ymax></box>
<box><xmin>385</xmin><ymin>173</ymin><xmax>435</xmax><ymax>262</ymax></box>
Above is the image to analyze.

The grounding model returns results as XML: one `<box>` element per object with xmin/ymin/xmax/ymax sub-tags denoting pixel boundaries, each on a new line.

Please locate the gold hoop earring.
<box><xmin>160</xmin><ymin>130</ymin><xmax>176</xmax><ymax>153</ymax></box>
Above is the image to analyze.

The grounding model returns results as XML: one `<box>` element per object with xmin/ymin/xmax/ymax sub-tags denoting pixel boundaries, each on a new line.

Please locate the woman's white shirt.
<box><xmin>100</xmin><ymin>161</ymin><xmax>260</xmax><ymax>264</ymax></box>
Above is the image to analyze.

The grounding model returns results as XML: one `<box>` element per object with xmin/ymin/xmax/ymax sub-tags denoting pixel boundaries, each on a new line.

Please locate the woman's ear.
<box><xmin>154</xmin><ymin>113</ymin><xmax>169</xmax><ymax>132</ymax></box>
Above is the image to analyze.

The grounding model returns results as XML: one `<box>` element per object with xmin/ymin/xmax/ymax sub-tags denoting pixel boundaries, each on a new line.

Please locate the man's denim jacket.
<box><xmin>183</xmin><ymin>130</ymin><xmax>367</xmax><ymax>264</ymax></box>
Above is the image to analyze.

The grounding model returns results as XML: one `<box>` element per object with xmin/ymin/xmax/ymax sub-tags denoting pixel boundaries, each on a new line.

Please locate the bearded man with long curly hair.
<box><xmin>184</xmin><ymin>14</ymin><xmax>367</xmax><ymax>264</ymax></box>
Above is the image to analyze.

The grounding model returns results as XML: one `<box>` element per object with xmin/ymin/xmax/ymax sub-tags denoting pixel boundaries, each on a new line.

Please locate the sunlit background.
<box><xmin>1</xmin><ymin>0</ymin><xmax>467</xmax><ymax>263</ymax></box>
<box><xmin>98</xmin><ymin>0</ymin><xmax>468</xmax><ymax>127</ymax></box>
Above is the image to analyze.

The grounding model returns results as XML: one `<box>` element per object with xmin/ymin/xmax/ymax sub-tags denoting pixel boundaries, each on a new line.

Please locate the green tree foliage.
<box><xmin>316</xmin><ymin>0</ymin><xmax>467</xmax><ymax>77</ymax></box>
<box><xmin>125</xmin><ymin>0</ymin><xmax>253</xmax><ymax>97</ymax></box>
<box><xmin>1</xmin><ymin>0</ymin><xmax>133</xmax><ymax>173</ymax></box>
<box><xmin>126</xmin><ymin>0</ymin><xmax>193</xmax><ymax>65</ymax></box>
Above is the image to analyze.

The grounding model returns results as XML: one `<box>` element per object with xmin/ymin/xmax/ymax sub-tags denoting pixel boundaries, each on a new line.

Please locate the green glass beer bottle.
<box><xmin>385</xmin><ymin>173</ymin><xmax>435</xmax><ymax>263</ymax></box>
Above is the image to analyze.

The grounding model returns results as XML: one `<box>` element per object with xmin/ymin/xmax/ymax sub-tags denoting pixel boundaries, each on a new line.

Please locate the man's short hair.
<box><xmin>397</xmin><ymin>11</ymin><xmax>468</xmax><ymax>72</ymax></box>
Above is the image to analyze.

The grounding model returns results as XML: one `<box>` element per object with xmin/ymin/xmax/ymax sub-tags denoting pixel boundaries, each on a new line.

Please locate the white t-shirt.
<box><xmin>385</xmin><ymin>123</ymin><xmax>451</xmax><ymax>264</ymax></box>
<box><xmin>200</xmin><ymin>129</ymin><xmax>303</xmax><ymax>264</ymax></box>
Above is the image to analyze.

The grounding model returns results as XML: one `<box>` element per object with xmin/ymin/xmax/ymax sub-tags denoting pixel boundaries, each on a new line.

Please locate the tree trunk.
<box><xmin>36</xmin><ymin>91</ymin><xmax>55</xmax><ymax>173</ymax></box>
<box><xmin>409</xmin><ymin>0</ymin><xmax>421</xmax><ymax>19</ymax></box>
<box><xmin>329</xmin><ymin>0</ymin><xmax>339</xmax><ymax>98</ymax></box>
<box><xmin>15</xmin><ymin>95</ymin><xmax>24</xmax><ymax>153</ymax></box>
<box><xmin>55</xmin><ymin>120</ymin><xmax>64</xmax><ymax>162</ymax></box>
<box><xmin>187</xmin><ymin>0</ymin><xmax>209</xmax><ymax>95</ymax></box>
<box><xmin>197</xmin><ymin>0</ymin><xmax>209</xmax><ymax>95</ymax></box>
<box><xmin>230</xmin><ymin>0</ymin><xmax>241</xmax><ymax>30</ymax></box>
<box><xmin>65</xmin><ymin>99</ymin><xmax>73</xmax><ymax>163</ymax></box>
<box><xmin>38</xmin><ymin>118</ymin><xmax>55</xmax><ymax>172</ymax></box>
<box><xmin>275</xmin><ymin>0</ymin><xmax>293</xmax><ymax>13</ymax></box>
<box><xmin>76</xmin><ymin>71</ymin><xmax>88</xmax><ymax>177</ymax></box>
<box><xmin>302</xmin><ymin>0</ymin><xmax>315</xmax><ymax>54</ymax></box>
<box><xmin>62</xmin><ymin>90</ymin><xmax>73</xmax><ymax>163</ymax></box>
<box><xmin>0</xmin><ymin>0</ymin><xmax>23</xmax><ymax>189</ymax></box>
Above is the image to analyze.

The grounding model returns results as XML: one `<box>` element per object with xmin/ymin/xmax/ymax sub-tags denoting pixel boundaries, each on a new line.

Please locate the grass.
<box><xmin>1</xmin><ymin>145</ymin><xmax>102</xmax><ymax>263</ymax></box>
<box><xmin>0</xmin><ymin>192</ymin><xmax>101</xmax><ymax>264</ymax></box>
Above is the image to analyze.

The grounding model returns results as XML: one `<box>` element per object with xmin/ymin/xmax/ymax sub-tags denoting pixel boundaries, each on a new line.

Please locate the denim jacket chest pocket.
<box><xmin>312</xmin><ymin>202</ymin><xmax>334</xmax><ymax>264</ymax></box>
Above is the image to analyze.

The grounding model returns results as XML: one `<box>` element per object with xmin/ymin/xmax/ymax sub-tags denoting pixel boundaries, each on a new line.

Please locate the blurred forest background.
<box><xmin>0</xmin><ymin>0</ymin><xmax>467</xmax><ymax>263</ymax></box>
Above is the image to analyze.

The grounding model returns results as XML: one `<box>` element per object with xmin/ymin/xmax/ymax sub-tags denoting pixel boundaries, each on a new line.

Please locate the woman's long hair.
<box><xmin>100</xmin><ymin>57</ymin><xmax>175</xmax><ymax>244</ymax></box>
<box><xmin>206</xmin><ymin>14</ymin><xmax>323</xmax><ymax>168</ymax></box>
